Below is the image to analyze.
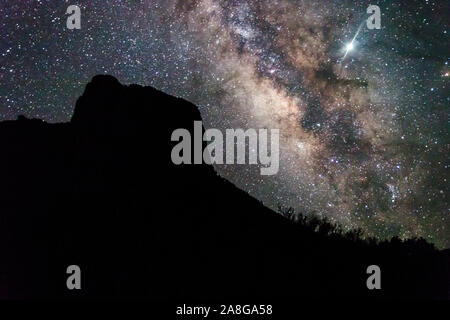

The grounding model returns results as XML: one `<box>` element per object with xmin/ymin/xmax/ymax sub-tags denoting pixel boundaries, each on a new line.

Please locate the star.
<box><xmin>346</xmin><ymin>42</ymin><xmax>354</xmax><ymax>52</ymax></box>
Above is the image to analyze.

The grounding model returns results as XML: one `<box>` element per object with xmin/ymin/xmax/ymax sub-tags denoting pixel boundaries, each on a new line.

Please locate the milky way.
<box><xmin>0</xmin><ymin>0</ymin><xmax>449</xmax><ymax>247</ymax></box>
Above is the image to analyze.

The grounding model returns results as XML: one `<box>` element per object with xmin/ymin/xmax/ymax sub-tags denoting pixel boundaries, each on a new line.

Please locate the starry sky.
<box><xmin>0</xmin><ymin>0</ymin><xmax>449</xmax><ymax>248</ymax></box>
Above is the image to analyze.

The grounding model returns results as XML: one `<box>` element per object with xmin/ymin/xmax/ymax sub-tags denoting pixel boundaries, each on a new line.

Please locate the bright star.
<box><xmin>341</xmin><ymin>41</ymin><xmax>356</xmax><ymax>62</ymax></box>
<box><xmin>340</xmin><ymin>21</ymin><xmax>365</xmax><ymax>62</ymax></box>
<box><xmin>346</xmin><ymin>42</ymin><xmax>354</xmax><ymax>52</ymax></box>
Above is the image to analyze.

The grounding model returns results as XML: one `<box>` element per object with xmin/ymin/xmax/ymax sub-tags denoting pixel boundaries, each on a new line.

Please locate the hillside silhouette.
<box><xmin>0</xmin><ymin>75</ymin><xmax>448</xmax><ymax>299</ymax></box>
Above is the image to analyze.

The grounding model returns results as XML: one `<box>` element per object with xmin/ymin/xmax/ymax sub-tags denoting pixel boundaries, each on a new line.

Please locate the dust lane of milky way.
<box><xmin>0</xmin><ymin>0</ymin><xmax>448</xmax><ymax>247</ymax></box>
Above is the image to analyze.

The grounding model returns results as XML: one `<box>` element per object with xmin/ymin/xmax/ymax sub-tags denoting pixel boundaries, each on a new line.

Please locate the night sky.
<box><xmin>0</xmin><ymin>0</ymin><xmax>449</xmax><ymax>248</ymax></box>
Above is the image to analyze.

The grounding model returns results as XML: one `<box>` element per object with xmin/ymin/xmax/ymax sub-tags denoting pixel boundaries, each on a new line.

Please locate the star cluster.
<box><xmin>0</xmin><ymin>0</ymin><xmax>448</xmax><ymax>247</ymax></box>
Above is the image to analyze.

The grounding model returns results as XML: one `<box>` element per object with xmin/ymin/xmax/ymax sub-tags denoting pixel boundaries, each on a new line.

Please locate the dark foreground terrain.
<box><xmin>0</xmin><ymin>75</ymin><xmax>448</xmax><ymax>299</ymax></box>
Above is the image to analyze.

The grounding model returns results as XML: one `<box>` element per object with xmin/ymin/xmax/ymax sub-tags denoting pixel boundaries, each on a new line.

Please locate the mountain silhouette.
<box><xmin>0</xmin><ymin>75</ymin><xmax>448</xmax><ymax>299</ymax></box>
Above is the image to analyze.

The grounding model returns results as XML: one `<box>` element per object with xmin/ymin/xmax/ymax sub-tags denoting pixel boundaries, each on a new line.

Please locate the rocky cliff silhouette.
<box><xmin>0</xmin><ymin>75</ymin><xmax>448</xmax><ymax>299</ymax></box>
